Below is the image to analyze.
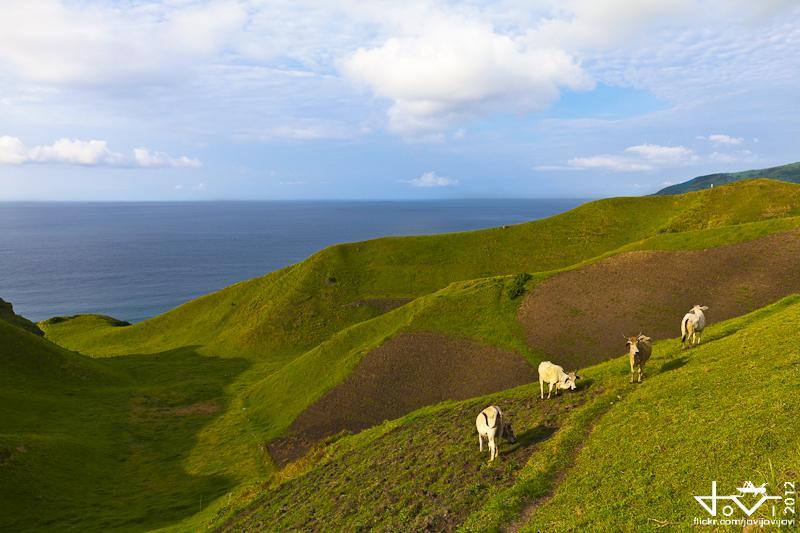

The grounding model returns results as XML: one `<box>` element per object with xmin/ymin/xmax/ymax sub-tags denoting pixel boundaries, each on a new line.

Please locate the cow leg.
<box><xmin>630</xmin><ymin>356</ymin><xmax>635</xmax><ymax>383</ymax></box>
<box><xmin>478</xmin><ymin>434</ymin><xmax>483</xmax><ymax>452</ymax></box>
<box><xmin>489</xmin><ymin>440</ymin><xmax>496</xmax><ymax>462</ymax></box>
<box><xmin>547</xmin><ymin>383</ymin><xmax>553</xmax><ymax>399</ymax></box>
<box><xmin>540</xmin><ymin>379</ymin><xmax>544</xmax><ymax>399</ymax></box>
<box><xmin>638</xmin><ymin>365</ymin><xmax>643</xmax><ymax>383</ymax></box>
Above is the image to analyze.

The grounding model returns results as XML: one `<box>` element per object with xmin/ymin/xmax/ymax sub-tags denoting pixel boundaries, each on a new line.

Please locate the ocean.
<box><xmin>0</xmin><ymin>199</ymin><xmax>586</xmax><ymax>323</ymax></box>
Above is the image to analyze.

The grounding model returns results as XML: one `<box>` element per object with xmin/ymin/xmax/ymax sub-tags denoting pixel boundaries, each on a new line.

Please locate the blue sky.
<box><xmin>0</xmin><ymin>0</ymin><xmax>798</xmax><ymax>200</ymax></box>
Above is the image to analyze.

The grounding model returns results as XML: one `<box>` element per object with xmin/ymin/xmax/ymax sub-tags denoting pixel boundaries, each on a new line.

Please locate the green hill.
<box><xmin>657</xmin><ymin>161</ymin><xmax>800</xmax><ymax>195</ymax></box>
<box><xmin>9</xmin><ymin>178</ymin><xmax>800</xmax><ymax>530</ymax></box>
<box><xmin>0</xmin><ymin>317</ymin><xmax>249</xmax><ymax>531</ymax></box>
<box><xmin>219</xmin><ymin>296</ymin><xmax>800</xmax><ymax>531</ymax></box>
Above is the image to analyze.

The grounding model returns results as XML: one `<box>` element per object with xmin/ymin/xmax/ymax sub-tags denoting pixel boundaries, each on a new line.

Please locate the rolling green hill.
<box><xmin>657</xmin><ymin>161</ymin><xmax>800</xmax><ymax>195</ymax></box>
<box><xmin>219</xmin><ymin>296</ymin><xmax>800</xmax><ymax>531</ymax></box>
<box><xmin>0</xmin><ymin>318</ymin><xmax>249</xmax><ymax>531</ymax></box>
<box><xmin>8</xmin><ymin>178</ymin><xmax>800</xmax><ymax>530</ymax></box>
<box><xmin>41</xmin><ymin>179</ymin><xmax>800</xmax><ymax>362</ymax></box>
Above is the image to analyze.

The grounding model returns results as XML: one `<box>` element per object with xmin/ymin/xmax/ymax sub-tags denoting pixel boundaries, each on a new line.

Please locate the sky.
<box><xmin>0</xmin><ymin>0</ymin><xmax>798</xmax><ymax>200</ymax></box>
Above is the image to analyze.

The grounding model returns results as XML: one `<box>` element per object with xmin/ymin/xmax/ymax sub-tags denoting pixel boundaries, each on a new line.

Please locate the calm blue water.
<box><xmin>0</xmin><ymin>200</ymin><xmax>586</xmax><ymax>323</ymax></box>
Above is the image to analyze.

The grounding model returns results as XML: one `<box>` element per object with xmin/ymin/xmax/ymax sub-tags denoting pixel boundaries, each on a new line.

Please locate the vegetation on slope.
<box><xmin>522</xmin><ymin>295</ymin><xmax>800</xmax><ymax>531</ymax></box>
<box><xmin>24</xmin><ymin>179</ymin><xmax>800</xmax><ymax>530</ymax></box>
<box><xmin>219</xmin><ymin>296</ymin><xmax>800</xmax><ymax>531</ymax></box>
<box><xmin>41</xmin><ymin>179</ymin><xmax>800</xmax><ymax>363</ymax></box>
<box><xmin>0</xmin><ymin>320</ymin><xmax>249</xmax><ymax>531</ymax></box>
<box><xmin>657</xmin><ymin>161</ymin><xmax>800</xmax><ymax>195</ymax></box>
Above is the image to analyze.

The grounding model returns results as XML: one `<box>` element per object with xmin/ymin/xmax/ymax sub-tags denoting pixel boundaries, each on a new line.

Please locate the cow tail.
<box><xmin>681</xmin><ymin>316</ymin><xmax>688</xmax><ymax>343</ymax></box>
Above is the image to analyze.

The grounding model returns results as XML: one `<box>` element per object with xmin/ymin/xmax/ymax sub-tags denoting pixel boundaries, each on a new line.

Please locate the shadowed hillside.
<box><xmin>0</xmin><ymin>297</ymin><xmax>43</xmax><ymax>336</ymax></box>
<box><xmin>0</xmin><ymin>316</ymin><xmax>249</xmax><ymax>531</ymax></box>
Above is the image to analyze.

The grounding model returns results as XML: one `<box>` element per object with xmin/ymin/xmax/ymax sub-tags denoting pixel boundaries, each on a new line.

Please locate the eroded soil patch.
<box><xmin>269</xmin><ymin>332</ymin><xmax>536</xmax><ymax>466</ymax></box>
<box><xmin>519</xmin><ymin>229</ymin><xmax>800</xmax><ymax>365</ymax></box>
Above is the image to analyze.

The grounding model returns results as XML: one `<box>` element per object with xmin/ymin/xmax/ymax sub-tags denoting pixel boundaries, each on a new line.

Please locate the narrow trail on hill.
<box><xmin>503</xmin><ymin>402</ymin><xmax>610</xmax><ymax>533</ymax></box>
<box><xmin>519</xmin><ymin>228</ymin><xmax>800</xmax><ymax>364</ymax></box>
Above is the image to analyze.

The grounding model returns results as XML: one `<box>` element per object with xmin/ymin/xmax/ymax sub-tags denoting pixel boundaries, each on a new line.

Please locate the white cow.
<box><xmin>538</xmin><ymin>361</ymin><xmax>579</xmax><ymax>400</ymax></box>
<box><xmin>681</xmin><ymin>305</ymin><xmax>708</xmax><ymax>348</ymax></box>
<box><xmin>475</xmin><ymin>405</ymin><xmax>517</xmax><ymax>462</ymax></box>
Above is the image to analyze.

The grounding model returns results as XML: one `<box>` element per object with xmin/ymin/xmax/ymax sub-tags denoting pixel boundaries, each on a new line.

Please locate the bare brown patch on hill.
<box><xmin>268</xmin><ymin>331</ymin><xmax>536</xmax><ymax>466</ymax></box>
<box><xmin>518</xmin><ymin>229</ymin><xmax>800</xmax><ymax>367</ymax></box>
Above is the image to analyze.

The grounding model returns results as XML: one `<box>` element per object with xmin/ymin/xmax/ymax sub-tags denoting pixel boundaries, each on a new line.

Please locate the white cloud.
<box><xmin>0</xmin><ymin>136</ymin><xmax>199</xmax><ymax>168</ymax></box>
<box><xmin>625</xmin><ymin>143</ymin><xmax>697</xmax><ymax>163</ymax></box>
<box><xmin>566</xmin><ymin>143</ymin><xmax>698</xmax><ymax>172</ymax></box>
<box><xmin>567</xmin><ymin>155</ymin><xmax>653</xmax><ymax>172</ymax></box>
<box><xmin>342</xmin><ymin>16</ymin><xmax>594</xmax><ymax>134</ymax></box>
<box><xmin>29</xmin><ymin>138</ymin><xmax>124</xmax><ymax>165</ymax></box>
<box><xmin>709</xmin><ymin>149</ymin><xmax>756</xmax><ymax>163</ymax></box>
<box><xmin>0</xmin><ymin>135</ymin><xmax>28</xmax><ymax>164</ymax></box>
<box><xmin>405</xmin><ymin>171</ymin><xmax>459</xmax><ymax>187</ymax></box>
<box><xmin>0</xmin><ymin>0</ymin><xmax>247</xmax><ymax>85</ymax></box>
<box><xmin>134</xmin><ymin>148</ymin><xmax>201</xmax><ymax>168</ymax></box>
<box><xmin>704</xmin><ymin>133</ymin><xmax>745</xmax><ymax>145</ymax></box>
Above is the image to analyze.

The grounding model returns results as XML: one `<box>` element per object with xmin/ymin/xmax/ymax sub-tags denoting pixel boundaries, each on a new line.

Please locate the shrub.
<box><xmin>507</xmin><ymin>273</ymin><xmax>532</xmax><ymax>299</ymax></box>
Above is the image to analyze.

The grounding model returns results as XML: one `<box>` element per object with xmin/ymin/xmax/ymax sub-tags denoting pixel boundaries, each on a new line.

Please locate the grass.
<box><xmin>216</xmin><ymin>295</ymin><xmax>800</xmax><ymax>531</ymax></box>
<box><xmin>41</xmin><ymin>179</ymin><xmax>800</xmax><ymax>363</ymax></box>
<box><xmin>9</xmin><ymin>178</ymin><xmax>800</xmax><ymax>530</ymax></box>
<box><xmin>0</xmin><ymin>321</ymin><xmax>250</xmax><ymax>531</ymax></box>
<box><xmin>520</xmin><ymin>295</ymin><xmax>800</xmax><ymax>531</ymax></box>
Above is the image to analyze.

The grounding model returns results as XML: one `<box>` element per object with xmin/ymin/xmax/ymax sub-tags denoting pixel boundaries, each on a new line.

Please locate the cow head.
<box><xmin>625</xmin><ymin>334</ymin><xmax>643</xmax><ymax>356</ymax></box>
<box><xmin>559</xmin><ymin>371</ymin><xmax>578</xmax><ymax>391</ymax></box>
<box><xmin>502</xmin><ymin>420</ymin><xmax>517</xmax><ymax>443</ymax></box>
<box><xmin>690</xmin><ymin>305</ymin><xmax>708</xmax><ymax>314</ymax></box>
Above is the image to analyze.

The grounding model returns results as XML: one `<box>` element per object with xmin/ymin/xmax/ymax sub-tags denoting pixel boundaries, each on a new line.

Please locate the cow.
<box><xmin>475</xmin><ymin>405</ymin><xmax>517</xmax><ymax>462</ymax></box>
<box><xmin>538</xmin><ymin>361</ymin><xmax>579</xmax><ymax>400</ymax></box>
<box><xmin>681</xmin><ymin>305</ymin><xmax>708</xmax><ymax>348</ymax></box>
<box><xmin>624</xmin><ymin>333</ymin><xmax>652</xmax><ymax>383</ymax></box>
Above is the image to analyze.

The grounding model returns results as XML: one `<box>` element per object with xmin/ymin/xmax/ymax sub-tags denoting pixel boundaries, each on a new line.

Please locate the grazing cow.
<box><xmin>475</xmin><ymin>405</ymin><xmax>517</xmax><ymax>462</ymax></box>
<box><xmin>538</xmin><ymin>361</ymin><xmax>579</xmax><ymax>400</ymax></box>
<box><xmin>624</xmin><ymin>333</ymin><xmax>652</xmax><ymax>383</ymax></box>
<box><xmin>681</xmin><ymin>305</ymin><xmax>708</xmax><ymax>348</ymax></box>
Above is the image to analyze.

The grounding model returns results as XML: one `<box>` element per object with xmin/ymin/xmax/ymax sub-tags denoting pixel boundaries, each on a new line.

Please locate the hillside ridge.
<box><xmin>657</xmin><ymin>161</ymin><xmax>800</xmax><ymax>194</ymax></box>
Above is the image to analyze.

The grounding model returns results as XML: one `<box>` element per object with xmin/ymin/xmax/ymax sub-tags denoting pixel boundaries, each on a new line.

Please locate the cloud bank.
<box><xmin>0</xmin><ymin>136</ymin><xmax>199</xmax><ymax>168</ymax></box>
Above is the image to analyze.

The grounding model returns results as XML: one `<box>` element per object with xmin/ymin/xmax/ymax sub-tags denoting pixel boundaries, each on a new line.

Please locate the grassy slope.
<box><xmin>657</xmin><ymin>161</ymin><xmax>800</xmax><ymax>195</ymax></box>
<box><xmin>0</xmin><ymin>320</ymin><xmax>250</xmax><ymax>531</ymax></box>
<box><xmin>28</xmin><ymin>179</ymin><xmax>800</xmax><ymax>529</ymax></box>
<box><xmin>41</xmin><ymin>179</ymin><xmax>800</xmax><ymax>362</ymax></box>
<box><xmin>521</xmin><ymin>295</ymin><xmax>800</xmax><ymax>531</ymax></box>
<box><xmin>219</xmin><ymin>296</ymin><xmax>800</xmax><ymax>531</ymax></box>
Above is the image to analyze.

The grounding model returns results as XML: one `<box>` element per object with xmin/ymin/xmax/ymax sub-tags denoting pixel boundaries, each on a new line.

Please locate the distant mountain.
<box><xmin>656</xmin><ymin>161</ymin><xmax>800</xmax><ymax>195</ymax></box>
